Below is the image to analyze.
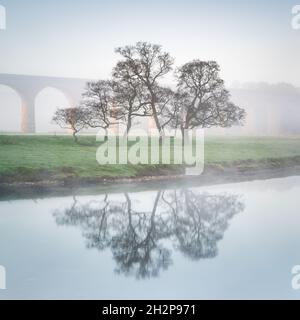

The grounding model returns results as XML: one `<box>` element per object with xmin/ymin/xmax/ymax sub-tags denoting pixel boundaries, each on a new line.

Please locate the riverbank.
<box><xmin>1</xmin><ymin>155</ymin><xmax>300</xmax><ymax>200</ymax></box>
<box><xmin>1</xmin><ymin>135</ymin><xmax>300</xmax><ymax>198</ymax></box>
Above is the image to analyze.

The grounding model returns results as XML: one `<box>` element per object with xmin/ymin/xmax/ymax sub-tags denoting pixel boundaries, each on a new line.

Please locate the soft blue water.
<box><xmin>0</xmin><ymin>176</ymin><xmax>300</xmax><ymax>299</ymax></box>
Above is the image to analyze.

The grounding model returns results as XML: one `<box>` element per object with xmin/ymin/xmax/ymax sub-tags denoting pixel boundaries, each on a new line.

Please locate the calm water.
<box><xmin>0</xmin><ymin>176</ymin><xmax>300</xmax><ymax>299</ymax></box>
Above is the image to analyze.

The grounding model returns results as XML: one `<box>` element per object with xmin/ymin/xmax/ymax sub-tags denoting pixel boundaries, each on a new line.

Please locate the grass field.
<box><xmin>0</xmin><ymin>135</ymin><xmax>300</xmax><ymax>181</ymax></box>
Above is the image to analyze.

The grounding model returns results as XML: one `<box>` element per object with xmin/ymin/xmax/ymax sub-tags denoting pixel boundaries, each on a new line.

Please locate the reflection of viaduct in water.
<box><xmin>0</xmin><ymin>73</ymin><xmax>90</xmax><ymax>133</ymax></box>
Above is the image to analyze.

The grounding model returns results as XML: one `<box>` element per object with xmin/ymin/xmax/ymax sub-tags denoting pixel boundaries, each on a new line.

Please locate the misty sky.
<box><xmin>0</xmin><ymin>0</ymin><xmax>300</xmax><ymax>133</ymax></box>
<box><xmin>0</xmin><ymin>0</ymin><xmax>299</xmax><ymax>86</ymax></box>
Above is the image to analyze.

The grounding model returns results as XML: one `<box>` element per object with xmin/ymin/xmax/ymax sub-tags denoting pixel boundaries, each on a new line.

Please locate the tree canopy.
<box><xmin>53</xmin><ymin>42</ymin><xmax>246</xmax><ymax>138</ymax></box>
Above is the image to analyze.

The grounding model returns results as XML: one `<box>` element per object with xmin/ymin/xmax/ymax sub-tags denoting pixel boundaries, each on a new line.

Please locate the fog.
<box><xmin>0</xmin><ymin>1</ymin><xmax>299</xmax><ymax>136</ymax></box>
<box><xmin>207</xmin><ymin>83</ymin><xmax>300</xmax><ymax>136</ymax></box>
<box><xmin>0</xmin><ymin>82</ymin><xmax>299</xmax><ymax>136</ymax></box>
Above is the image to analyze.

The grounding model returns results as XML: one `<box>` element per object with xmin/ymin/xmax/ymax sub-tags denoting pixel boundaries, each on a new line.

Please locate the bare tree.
<box><xmin>52</xmin><ymin>107</ymin><xmax>88</xmax><ymax>142</ymax></box>
<box><xmin>80</xmin><ymin>80</ymin><xmax>115</xmax><ymax>130</ymax></box>
<box><xmin>176</xmin><ymin>60</ymin><xmax>246</xmax><ymax>134</ymax></box>
<box><xmin>112</xmin><ymin>60</ymin><xmax>152</xmax><ymax>134</ymax></box>
<box><xmin>154</xmin><ymin>86</ymin><xmax>185</xmax><ymax>131</ymax></box>
<box><xmin>115</xmin><ymin>42</ymin><xmax>174</xmax><ymax>134</ymax></box>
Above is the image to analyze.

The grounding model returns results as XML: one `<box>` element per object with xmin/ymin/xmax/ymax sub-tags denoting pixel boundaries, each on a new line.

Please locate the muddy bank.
<box><xmin>1</xmin><ymin>156</ymin><xmax>300</xmax><ymax>200</ymax></box>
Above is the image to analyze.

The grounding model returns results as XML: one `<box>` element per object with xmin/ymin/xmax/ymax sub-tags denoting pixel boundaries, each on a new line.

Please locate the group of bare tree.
<box><xmin>53</xmin><ymin>42</ymin><xmax>246</xmax><ymax>141</ymax></box>
<box><xmin>53</xmin><ymin>189</ymin><xmax>244</xmax><ymax>278</ymax></box>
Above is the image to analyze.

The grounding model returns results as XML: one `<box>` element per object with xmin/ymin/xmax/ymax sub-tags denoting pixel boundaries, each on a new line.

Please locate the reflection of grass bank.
<box><xmin>0</xmin><ymin>135</ymin><xmax>300</xmax><ymax>183</ymax></box>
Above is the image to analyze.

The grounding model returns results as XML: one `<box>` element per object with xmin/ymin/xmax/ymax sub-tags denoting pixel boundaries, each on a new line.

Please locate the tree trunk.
<box><xmin>149</xmin><ymin>93</ymin><xmax>162</xmax><ymax>134</ymax></box>
<box><xmin>126</xmin><ymin>115</ymin><xmax>132</xmax><ymax>134</ymax></box>
<box><xmin>152</xmin><ymin>105</ymin><xmax>162</xmax><ymax>133</ymax></box>
<box><xmin>181</xmin><ymin>115</ymin><xmax>189</xmax><ymax>147</ymax></box>
<box><xmin>73</xmin><ymin>130</ymin><xmax>78</xmax><ymax>143</ymax></box>
<box><xmin>181</xmin><ymin>126</ymin><xmax>185</xmax><ymax>148</ymax></box>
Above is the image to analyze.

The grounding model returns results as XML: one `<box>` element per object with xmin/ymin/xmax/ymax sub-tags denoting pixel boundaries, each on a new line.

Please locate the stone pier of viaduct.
<box><xmin>0</xmin><ymin>73</ymin><xmax>90</xmax><ymax>133</ymax></box>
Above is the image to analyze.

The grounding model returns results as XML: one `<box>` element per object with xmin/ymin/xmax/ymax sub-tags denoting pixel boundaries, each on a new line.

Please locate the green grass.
<box><xmin>204</xmin><ymin>136</ymin><xmax>300</xmax><ymax>163</ymax></box>
<box><xmin>0</xmin><ymin>135</ymin><xmax>300</xmax><ymax>181</ymax></box>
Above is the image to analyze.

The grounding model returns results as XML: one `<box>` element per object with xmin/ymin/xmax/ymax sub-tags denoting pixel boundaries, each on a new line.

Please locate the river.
<box><xmin>0</xmin><ymin>176</ymin><xmax>300</xmax><ymax>299</ymax></box>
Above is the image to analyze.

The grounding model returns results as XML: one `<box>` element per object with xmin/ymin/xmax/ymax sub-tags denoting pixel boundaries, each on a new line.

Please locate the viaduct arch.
<box><xmin>0</xmin><ymin>73</ymin><xmax>90</xmax><ymax>133</ymax></box>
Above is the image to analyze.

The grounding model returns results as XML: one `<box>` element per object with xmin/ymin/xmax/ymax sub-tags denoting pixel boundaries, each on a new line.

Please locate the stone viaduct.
<box><xmin>0</xmin><ymin>73</ymin><xmax>90</xmax><ymax>133</ymax></box>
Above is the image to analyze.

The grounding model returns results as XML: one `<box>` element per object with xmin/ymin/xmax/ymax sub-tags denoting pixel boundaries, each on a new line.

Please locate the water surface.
<box><xmin>0</xmin><ymin>176</ymin><xmax>300</xmax><ymax>299</ymax></box>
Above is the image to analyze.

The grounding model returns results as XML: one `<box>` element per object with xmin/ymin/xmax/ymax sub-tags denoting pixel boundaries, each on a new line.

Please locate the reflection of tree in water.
<box><xmin>53</xmin><ymin>189</ymin><xmax>244</xmax><ymax>279</ymax></box>
<box><xmin>55</xmin><ymin>195</ymin><xmax>112</xmax><ymax>250</ymax></box>
<box><xmin>110</xmin><ymin>193</ymin><xmax>172</xmax><ymax>278</ymax></box>
<box><xmin>161</xmin><ymin>190</ymin><xmax>244</xmax><ymax>260</ymax></box>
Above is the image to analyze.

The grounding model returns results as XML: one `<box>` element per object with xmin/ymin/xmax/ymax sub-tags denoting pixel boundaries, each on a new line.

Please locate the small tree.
<box><xmin>115</xmin><ymin>42</ymin><xmax>174</xmax><ymax>134</ymax></box>
<box><xmin>52</xmin><ymin>108</ymin><xmax>88</xmax><ymax>142</ymax></box>
<box><xmin>176</xmin><ymin>60</ymin><xmax>246</xmax><ymax>134</ymax></box>
<box><xmin>80</xmin><ymin>80</ymin><xmax>114</xmax><ymax>130</ymax></box>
